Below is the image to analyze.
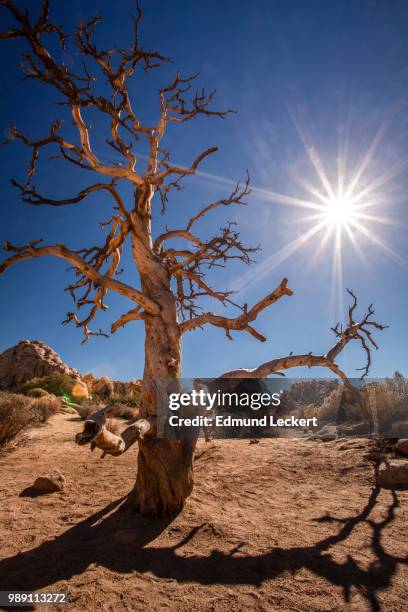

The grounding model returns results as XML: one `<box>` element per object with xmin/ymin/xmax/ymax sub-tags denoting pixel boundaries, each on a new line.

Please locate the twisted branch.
<box><xmin>218</xmin><ymin>290</ymin><xmax>387</xmax><ymax>381</ymax></box>
<box><xmin>0</xmin><ymin>241</ymin><xmax>159</xmax><ymax>313</ymax></box>
<box><xmin>180</xmin><ymin>278</ymin><xmax>293</xmax><ymax>341</ymax></box>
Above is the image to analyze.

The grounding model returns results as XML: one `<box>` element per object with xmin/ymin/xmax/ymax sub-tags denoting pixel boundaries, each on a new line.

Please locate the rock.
<box><xmin>376</xmin><ymin>461</ymin><xmax>408</xmax><ymax>488</ymax></box>
<box><xmin>71</xmin><ymin>380</ymin><xmax>89</xmax><ymax>399</ymax></box>
<box><xmin>395</xmin><ymin>439</ymin><xmax>408</xmax><ymax>457</ymax></box>
<box><xmin>33</xmin><ymin>470</ymin><xmax>65</xmax><ymax>492</ymax></box>
<box><xmin>59</xmin><ymin>404</ymin><xmax>80</xmax><ymax>415</ymax></box>
<box><xmin>93</xmin><ymin>376</ymin><xmax>114</xmax><ymax>400</ymax></box>
<box><xmin>312</xmin><ymin>424</ymin><xmax>337</xmax><ymax>442</ymax></box>
<box><xmin>83</xmin><ymin>373</ymin><xmax>141</xmax><ymax>398</ymax></box>
<box><xmin>0</xmin><ymin>340</ymin><xmax>79</xmax><ymax>390</ymax></box>
<box><xmin>337</xmin><ymin>422</ymin><xmax>371</xmax><ymax>437</ymax></box>
<box><xmin>390</xmin><ymin>422</ymin><xmax>408</xmax><ymax>438</ymax></box>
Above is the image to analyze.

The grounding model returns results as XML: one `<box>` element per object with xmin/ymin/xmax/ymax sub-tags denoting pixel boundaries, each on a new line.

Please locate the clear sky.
<box><xmin>1</xmin><ymin>0</ymin><xmax>407</xmax><ymax>380</ymax></box>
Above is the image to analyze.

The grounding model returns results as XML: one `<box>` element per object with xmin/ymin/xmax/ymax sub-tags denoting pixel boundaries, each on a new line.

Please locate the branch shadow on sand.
<box><xmin>0</xmin><ymin>485</ymin><xmax>406</xmax><ymax>612</ymax></box>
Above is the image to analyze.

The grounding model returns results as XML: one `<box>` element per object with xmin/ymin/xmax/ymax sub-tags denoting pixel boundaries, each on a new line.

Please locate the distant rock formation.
<box><xmin>82</xmin><ymin>372</ymin><xmax>141</xmax><ymax>398</ymax></box>
<box><xmin>0</xmin><ymin>340</ymin><xmax>79</xmax><ymax>390</ymax></box>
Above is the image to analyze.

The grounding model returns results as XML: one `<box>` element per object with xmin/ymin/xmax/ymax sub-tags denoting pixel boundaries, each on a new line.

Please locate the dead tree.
<box><xmin>0</xmin><ymin>1</ymin><xmax>387</xmax><ymax>516</ymax></box>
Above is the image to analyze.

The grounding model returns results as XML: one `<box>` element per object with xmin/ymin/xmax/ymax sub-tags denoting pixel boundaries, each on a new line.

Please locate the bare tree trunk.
<box><xmin>129</xmin><ymin>313</ymin><xmax>194</xmax><ymax>515</ymax></box>
<box><xmin>128</xmin><ymin>211</ymin><xmax>196</xmax><ymax>516</ymax></box>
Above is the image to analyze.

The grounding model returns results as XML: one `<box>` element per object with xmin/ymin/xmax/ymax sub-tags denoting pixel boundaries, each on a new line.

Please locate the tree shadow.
<box><xmin>0</xmin><ymin>486</ymin><xmax>406</xmax><ymax>611</ymax></box>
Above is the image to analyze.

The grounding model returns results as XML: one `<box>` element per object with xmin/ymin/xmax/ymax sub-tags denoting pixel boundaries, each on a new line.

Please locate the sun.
<box><xmin>324</xmin><ymin>194</ymin><xmax>356</xmax><ymax>228</ymax></box>
<box><xmin>228</xmin><ymin>119</ymin><xmax>407</xmax><ymax>317</ymax></box>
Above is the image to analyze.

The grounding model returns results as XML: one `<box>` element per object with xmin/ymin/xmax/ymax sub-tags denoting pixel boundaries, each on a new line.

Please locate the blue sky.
<box><xmin>1</xmin><ymin>0</ymin><xmax>407</xmax><ymax>380</ymax></box>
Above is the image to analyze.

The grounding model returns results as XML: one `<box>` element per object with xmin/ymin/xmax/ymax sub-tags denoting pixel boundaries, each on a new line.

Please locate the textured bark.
<box><xmin>131</xmin><ymin>437</ymin><xmax>194</xmax><ymax>516</ymax></box>
<box><xmin>128</xmin><ymin>207</ymin><xmax>195</xmax><ymax>515</ymax></box>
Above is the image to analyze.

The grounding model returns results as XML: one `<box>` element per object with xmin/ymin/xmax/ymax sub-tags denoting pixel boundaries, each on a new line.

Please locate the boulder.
<box><xmin>376</xmin><ymin>461</ymin><xmax>408</xmax><ymax>488</ymax></box>
<box><xmin>71</xmin><ymin>380</ymin><xmax>89</xmax><ymax>399</ymax></box>
<box><xmin>32</xmin><ymin>469</ymin><xmax>65</xmax><ymax>492</ymax></box>
<box><xmin>395</xmin><ymin>439</ymin><xmax>408</xmax><ymax>457</ymax></box>
<box><xmin>93</xmin><ymin>376</ymin><xmax>114</xmax><ymax>399</ymax></box>
<box><xmin>0</xmin><ymin>340</ymin><xmax>79</xmax><ymax>390</ymax></box>
<box><xmin>313</xmin><ymin>424</ymin><xmax>337</xmax><ymax>442</ymax></box>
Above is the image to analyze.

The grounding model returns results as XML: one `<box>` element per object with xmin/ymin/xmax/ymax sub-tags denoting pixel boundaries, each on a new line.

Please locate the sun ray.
<box><xmin>345</xmin><ymin>120</ymin><xmax>389</xmax><ymax>198</ymax></box>
<box><xmin>291</xmin><ymin>114</ymin><xmax>336</xmax><ymax>199</ymax></box>
<box><xmin>349</xmin><ymin>219</ymin><xmax>408</xmax><ymax>267</ymax></box>
<box><xmin>353</xmin><ymin>211</ymin><xmax>400</xmax><ymax>226</ymax></box>
<box><xmin>330</xmin><ymin>226</ymin><xmax>344</xmax><ymax>322</ymax></box>
<box><xmin>231</xmin><ymin>220</ymin><xmax>327</xmax><ymax>293</ymax></box>
<box><xmin>343</xmin><ymin>222</ymin><xmax>375</xmax><ymax>278</ymax></box>
<box><xmin>194</xmin><ymin>121</ymin><xmax>405</xmax><ymax>296</ymax></box>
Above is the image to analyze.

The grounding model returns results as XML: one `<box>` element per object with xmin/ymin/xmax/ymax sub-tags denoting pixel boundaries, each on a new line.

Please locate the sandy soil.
<box><xmin>0</xmin><ymin>413</ymin><xmax>407</xmax><ymax>612</ymax></box>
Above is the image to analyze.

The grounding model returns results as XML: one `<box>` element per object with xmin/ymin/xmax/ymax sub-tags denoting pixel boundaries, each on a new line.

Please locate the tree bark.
<box><xmin>127</xmin><ymin>209</ymin><xmax>196</xmax><ymax>516</ymax></box>
<box><xmin>130</xmin><ymin>437</ymin><xmax>195</xmax><ymax>516</ymax></box>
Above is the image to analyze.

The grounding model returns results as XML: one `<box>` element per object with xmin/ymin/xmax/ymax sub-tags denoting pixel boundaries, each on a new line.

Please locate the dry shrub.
<box><xmin>304</xmin><ymin>386</ymin><xmax>343</xmax><ymax>422</ymax></box>
<box><xmin>303</xmin><ymin>372</ymin><xmax>408</xmax><ymax>431</ymax></box>
<box><xmin>26</xmin><ymin>387</ymin><xmax>50</xmax><ymax>398</ymax></box>
<box><xmin>367</xmin><ymin>377</ymin><xmax>408</xmax><ymax>432</ymax></box>
<box><xmin>75</xmin><ymin>401</ymin><xmax>104</xmax><ymax>420</ymax></box>
<box><xmin>75</xmin><ymin>401</ymin><xmax>139</xmax><ymax>422</ymax></box>
<box><xmin>116</xmin><ymin>406</ymin><xmax>140</xmax><ymax>420</ymax></box>
<box><xmin>0</xmin><ymin>391</ymin><xmax>59</xmax><ymax>446</ymax></box>
<box><xmin>303</xmin><ymin>385</ymin><xmax>366</xmax><ymax>424</ymax></box>
<box><xmin>110</xmin><ymin>391</ymin><xmax>141</xmax><ymax>408</ymax></box>
<box><xmin>105</xmin><ymin>418</ymin><xmax>123</xmax><ymax>435</ymax></box>
<box><xmin>32</xmin><ymin>394</ymin><xmax>61</xmax><ymax>416</ymax></box>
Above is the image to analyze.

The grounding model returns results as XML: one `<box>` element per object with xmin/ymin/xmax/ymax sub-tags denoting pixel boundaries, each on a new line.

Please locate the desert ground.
<box><xmin>0</xmin><ymin>413</ymin><xmax>407</xmax><ymax>612</ymax></box>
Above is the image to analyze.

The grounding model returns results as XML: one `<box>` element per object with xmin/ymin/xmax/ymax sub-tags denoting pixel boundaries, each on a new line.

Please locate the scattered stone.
<box><xmin>32</xmin><ymin>469</ymin><xmax>65</xmax><ymax>493</ymax></box>
<box><xmin>376</xmin><ymin>461</ymin><xmax>408</xmax><ymax>488</ymax></box>
<box><xmin>395</xmin><ymin>439</ymin><xmax>408</xmax><ymax>457</ymax></box>
<box><xmin>0</xmin><ymin>340</ymin><xmax>79</xmax><ymax>390</ymax></box>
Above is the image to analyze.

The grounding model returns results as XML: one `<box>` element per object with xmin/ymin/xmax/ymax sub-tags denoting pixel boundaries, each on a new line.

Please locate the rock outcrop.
<box><xmin>0</xmin><ymin>340</ymin><xmax>79</xmax><ymax>390</ymax></box>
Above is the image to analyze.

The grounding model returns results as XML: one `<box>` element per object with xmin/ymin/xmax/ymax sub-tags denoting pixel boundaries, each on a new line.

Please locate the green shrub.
<box><xmin>20</xmin><ymin>373</ymin><xmax>75</xmax><ymax>398</ymax></box>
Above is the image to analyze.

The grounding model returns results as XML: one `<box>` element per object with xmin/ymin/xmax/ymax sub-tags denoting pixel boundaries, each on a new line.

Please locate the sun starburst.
<box><xmin>220</xmin><ymin>119</ymin><xmax>408</xmax><ymax>323</ymax></box>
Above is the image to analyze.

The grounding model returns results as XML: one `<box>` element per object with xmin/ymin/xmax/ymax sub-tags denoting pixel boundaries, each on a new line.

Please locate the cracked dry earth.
<box><xmin>0</xmin><ymin>413</ymin><xmax>407</xmax><ymax>611</ymax></box>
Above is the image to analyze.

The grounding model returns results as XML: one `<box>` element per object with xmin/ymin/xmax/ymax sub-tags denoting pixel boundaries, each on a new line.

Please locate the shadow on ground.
<box><xmin>0</xmin><ymin>487</ymin><xmax>406</xmax><ymax>612</ymax></box>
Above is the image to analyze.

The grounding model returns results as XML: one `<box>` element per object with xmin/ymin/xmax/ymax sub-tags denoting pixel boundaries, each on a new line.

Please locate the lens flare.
<box><xmin>224</xmin><ymin>119</ymin><xmax>407</xmax><ymax>319</ymax></box>
<box><xmin>324</xmin><ymin>195</ymin><xmax>355</xmax><ymax>227</ymax></box>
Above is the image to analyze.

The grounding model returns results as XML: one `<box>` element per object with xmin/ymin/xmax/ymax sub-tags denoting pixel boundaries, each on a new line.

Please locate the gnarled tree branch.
<box><xmin>0</xmin><ymin>241</ymin><xmax>159</xmax><ymax>314</ymax></box>
<box><xmin>218</xmin><ymin>290</ymin><xmax>387</xmax><ymax>382</ymax></box>
<box><xmin>180</xmin><ymin>277</ymin><xmax>293</xmax><ymax>341</ymax></box>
